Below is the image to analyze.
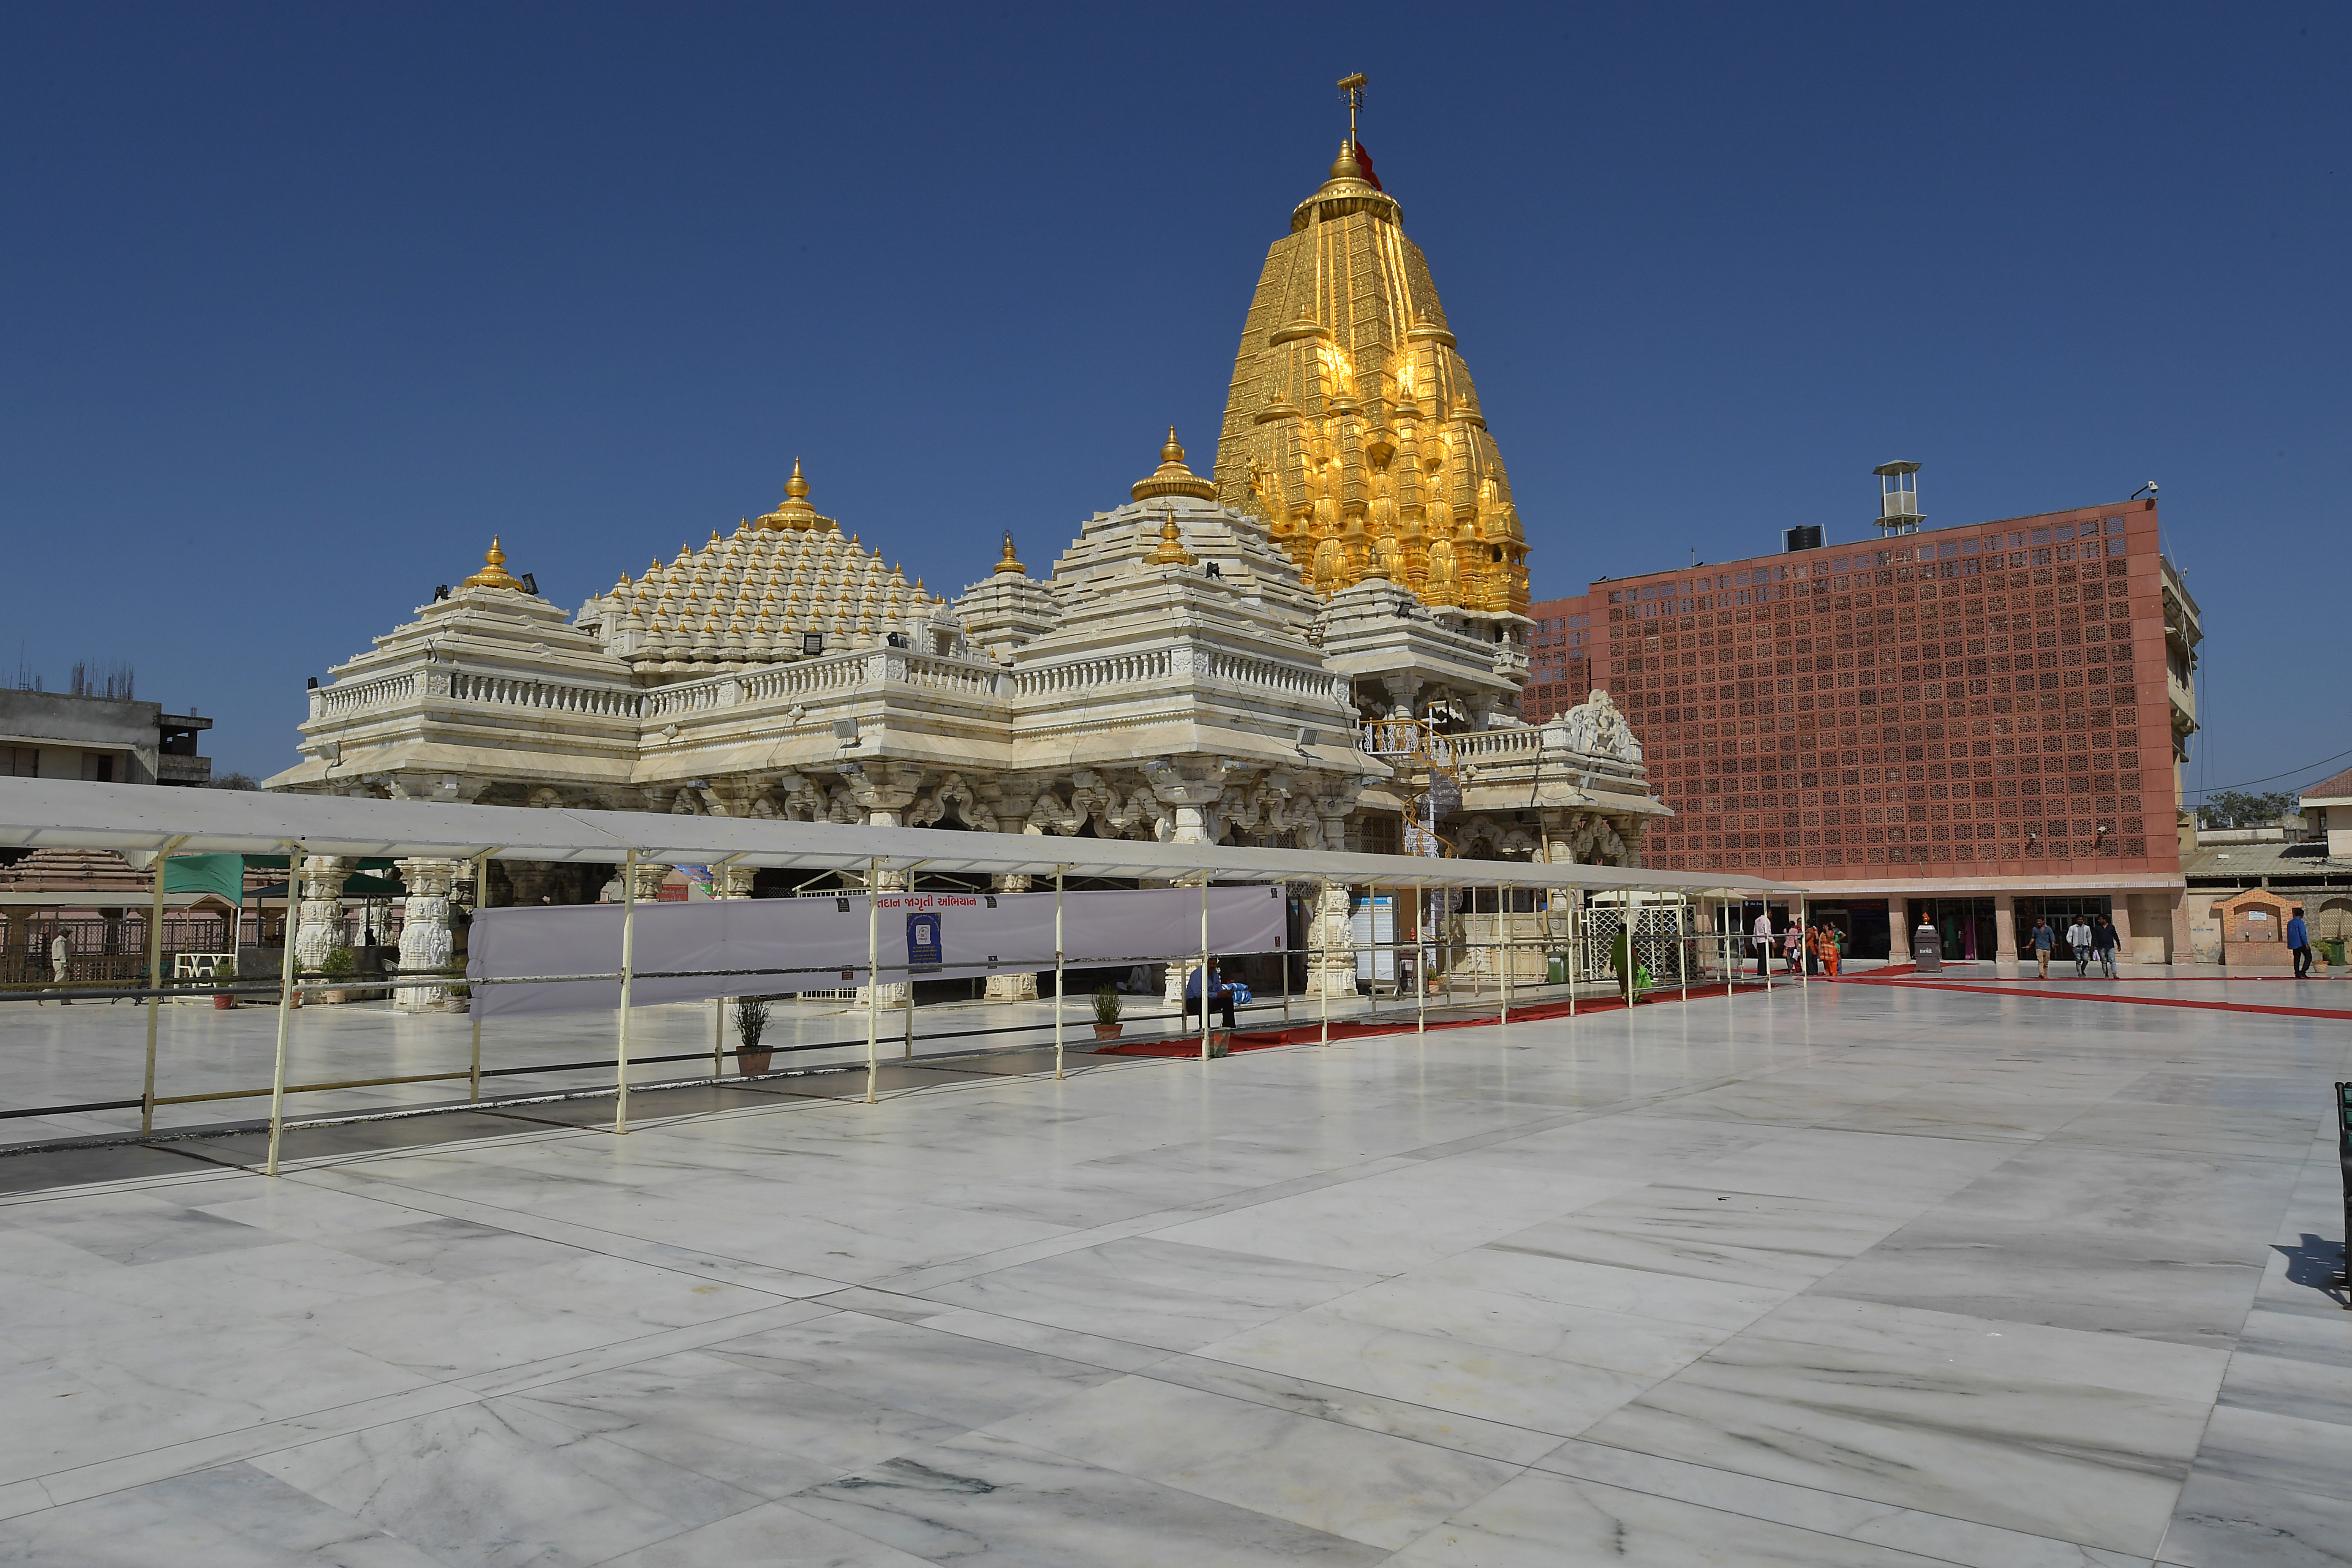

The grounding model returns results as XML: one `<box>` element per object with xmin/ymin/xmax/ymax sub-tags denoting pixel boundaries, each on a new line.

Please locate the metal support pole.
<box><xmin>1497</xmin><ymin>881</ymin><xmax>1510</xmax><ymax>1027</ymax></box>
<box><xmin>1318</xmin><ymin>880</ymin><xmax>1331</xmax><ymax>1047</ymax></box>
<box><xmin>1198</xmin><ymin>877</ymin><xmax>1211</xmax><ymax>1062</ymax></box>
<box><xmin>615</xmin><ymin>849</ymin><xmax>638</xmax><ymax>1134</ymax></box>
<box><xmin>1415</xmin><ymin>881</ymin><xmax>1427</xmax><ymax>1035</ymax></box>
<box><xmin>1568</xmin><ymin>890</ymin><xmax>1578</xmax><ymax>1018</ymax></box>
<box><xmin>1053</xmin><ymin>867</ymin><xmax>1066</xmax><ymax>1080</ymax></box>
<box><xmin>904</xmin><ymin>867</ymin><xmax>917</xmax><ymax>1059</ymax></box>
<box><xmin>714</xmin><ymin>996</ymin><xmax>725</xmax><ymax>1079</ymax></box>
<box><xmin>139</xmin><ymin>834</ymin><xmax>185</xmax><ymax>1137</ymax></box>
<box><xmin>1680</xmin><ymin>892</ymin><xmax>1690</xmax><ymax>1005</ymax></box>
<box><xmin>264</xmin><ymin>840</ymin><xmax>301</xmax><ymax>1176</ymax></box>
<box><xmin>864</xmin><ymin>856</ymin><xmax>881</xmax><ymax>1104</ymax></box>
<box><xmin>1764</xmin><ymin>897</ymin><xmax>1774</xmax><ymax>993</ymax></box>
<box><xmin>470</xmin><ymin>849</ymin><xmax>488</xmax><ymax>1100</ymax></box>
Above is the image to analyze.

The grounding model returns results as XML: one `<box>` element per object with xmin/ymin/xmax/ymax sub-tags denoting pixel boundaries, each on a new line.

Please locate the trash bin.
<box><xmin>1547</xmin><ymin>953</ymin><xmax>1567</xmax><ymax>985</ymax></box>
<box><xmin>1913</xmin><ymin>923</ymin><xmax>1943</xmax><ymax>973</ymax></box>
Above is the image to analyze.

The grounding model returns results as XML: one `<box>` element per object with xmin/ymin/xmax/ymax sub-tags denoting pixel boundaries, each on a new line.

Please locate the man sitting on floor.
<box><xmin>1184</xmin><ymin>958</ymin><xmax>1237</xmax><ymax>1031</ymax></box>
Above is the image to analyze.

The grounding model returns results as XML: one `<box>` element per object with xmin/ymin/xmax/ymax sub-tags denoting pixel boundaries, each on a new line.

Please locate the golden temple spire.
<box><xmin>994</xmin><ymin>531</ymin><xmax>1025</xmax><ymax>575</ymax></box>
<box><xmin>463</xmin><ymin>536</ymin><xmax>523</xmax><ymax>591</ymax></box>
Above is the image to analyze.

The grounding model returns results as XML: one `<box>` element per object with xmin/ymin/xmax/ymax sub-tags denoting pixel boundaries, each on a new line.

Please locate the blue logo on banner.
<box><xmin>906</xmin><ymin>912</ymin><xmax>942</xmax><ymax>974</ymax></box>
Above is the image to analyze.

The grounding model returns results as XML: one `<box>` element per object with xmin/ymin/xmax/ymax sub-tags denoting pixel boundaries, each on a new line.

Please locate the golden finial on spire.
<box><xmin>1132</xmin><ymin>425</ymin><xmax>1219</xmax><ymax>502</ymax></box>
<box><xmin>994</xmin><ymin>531</ymin><xmax>1025</xmax><ymax>575</ymax></box>
<box><xmin>756</xmin><ymin>456</ymin><xmax>827</xmax><ymax>531</ymax></box>
<box><xmin>1151</xmin><ymin>510</ymin><xmax>1197</xmax><ymax>566</ymax></box>
<box><xmin>463</xmin><ymin>535</ymin><xmax>523</xmax><ymax>591</ymax></box>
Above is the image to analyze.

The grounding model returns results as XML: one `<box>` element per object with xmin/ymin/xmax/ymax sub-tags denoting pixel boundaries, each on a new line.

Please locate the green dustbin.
<box><xmin>1547</xmin><ymin>953</ymin><xmax>1567</xmax><ymax>985</ymax></box>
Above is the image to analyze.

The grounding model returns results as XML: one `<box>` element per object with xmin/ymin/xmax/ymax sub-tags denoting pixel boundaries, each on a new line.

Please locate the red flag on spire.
<box><xmin>1352</xmin><ymin>141</ymin><xmax>1383</xmax><ymax>192</ymax></box>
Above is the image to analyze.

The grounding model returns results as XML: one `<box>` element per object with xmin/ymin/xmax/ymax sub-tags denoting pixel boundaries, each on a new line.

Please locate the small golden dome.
<box><xmin>757</xmin><ymin>457</ymin><xmax>827</xmax><ymax>531</ymax></box>
<box><xmin>1150</xmin><ymin>512</ymin><xmax>1197</xmax><ymax>566</ymax></box>
<box><xmin>1131</xmin><ymin>426</ymin><xmax>1220</xmax><ymax>503</ymax></box>
<box><xmin>462</xmin><ymin>536</ymin><xmax>524</xmax><ymax>591</ymax></box>
<box><xmin>994</xmin><ymin>531</ymin><xmax>1025</xmax><ymax>576</ymax></box>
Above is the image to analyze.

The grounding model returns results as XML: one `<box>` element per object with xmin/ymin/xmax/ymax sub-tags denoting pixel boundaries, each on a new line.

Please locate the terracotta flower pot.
<box><xmin>738</xmin><ymin>1049</ymin><xmax>772</xmax><ymax>1076</ymax></box>
<box><xmin>212</xmin><ymin>994</ymin><xmax>234</xmax><ymax>1010</ymax></box>
<box><xmin>1092</xmin><ymin>1023</ymin><xmax>1122</xmax><ymax>1041</ymax></box>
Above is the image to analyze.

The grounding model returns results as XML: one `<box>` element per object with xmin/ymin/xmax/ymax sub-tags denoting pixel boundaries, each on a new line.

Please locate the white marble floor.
<box><xmin>0</xmin><ymin>980</ymin><xmax>2344</xmax><ymax>1565</ymax></box>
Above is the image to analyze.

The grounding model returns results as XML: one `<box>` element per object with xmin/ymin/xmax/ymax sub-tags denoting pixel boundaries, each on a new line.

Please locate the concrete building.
<box><xmin>0</xmin><ymin>690</ymin><xmax>212</xmax><ymax>787</ymax></box>
<box><xmin>1527</xmin><ymin>475</ymin><xmax>2202</xmax><ymax>961</ymax></box>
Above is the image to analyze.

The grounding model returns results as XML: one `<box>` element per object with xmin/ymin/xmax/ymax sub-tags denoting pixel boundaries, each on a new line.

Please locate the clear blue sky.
<box><xmin>4</xmin><ymin>3</ymin><xmax>2344</xmax><ymax>800</ymax></box>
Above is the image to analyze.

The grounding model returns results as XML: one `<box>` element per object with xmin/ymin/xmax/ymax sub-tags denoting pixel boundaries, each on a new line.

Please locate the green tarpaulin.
<box><xmin>163</xmin><ymin>854</ymin><xmax>244</xmax><ymax>904</ymax></box>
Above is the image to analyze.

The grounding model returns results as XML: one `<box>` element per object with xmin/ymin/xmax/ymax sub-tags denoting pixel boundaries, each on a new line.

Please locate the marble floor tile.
<box><xmin>982</xmin><ymin>1374</ymin><xmax>1519</xmax><ymax>1547</ymax></box>
<box><xmin>1748</xmin><ymin>1296</ymin><xmax>2230</xmax><ymax>1404</ymax></box>
<box><xmin>1484</xmin><ymin>1184</ymin><xmax>1920</xmax><ymax>1295</ymax></box>
<box><xmin>593</xmin><ymin>1500</ymin><xmax>939</xmax><ymax>1566</ymax></box>
<box><xmin>0</xmin><ymin>1462</ymin><xmax>443</xmax><ymax>1567</ymax></box>
<box><xmin>1383</xmin><ymin>1468</ymin><xmax>1962</xmax><ymax>1567</ymax></box>
<box><xmin>1809</xmin><ymin>1220</ymin><xmax>2266</xmax><ymax>1348</ymax></box>
<box><xmin>1308</xmin><ymin>1274</ymin><xmax>1734</xmax><ymax>1380</ymax></box>
<box><xmin>1142</xmin><ymin>1355</ymin><xmax>1564</xmax><ymax>1465</ymax></box>
<box><xmin>915</xmin><ymin>1235</ymin><xmax>1379</xmax><ymax>1353</ymax></box>
<box><xmin>1577</xmin><ymin>1335</ymin><xmax>2210</xmax><ymax>1555</ymax></box>
<box><xmin>1684</xmin><ymin>1125</ymin><xmax>2025</xmax><ymax>1206</ymax></box>
<box><xmin>1195</xmin><ymin>1310</ymin><xmax>1656</xmax><ymax>1437</ymax></box>
<box><xmin>1534</xmin><ymin>1437</ymin><xmax>2157</xmax><ymax>1568</ymax></box>
<box><xmin>705</xmin><ymin>1311</ymin><xmax>1122</xmax><ymax>1429</ymax></box>
<box><xmin>1147</xmin><ymin>1162</ymin><xmax>1636</xmax><ymax>1275</ymax></box>
<box><xmin>2157</xmin><ymin>1471</ymin><xmax>2352</xmax><ymax>1567</ymax></box>
<box><xmin>788</xmin><ymin>1429</ymin><xmax>1389</xmax><ymax>1567</ymax></box>
<box><xmin>490</xmin><ymin>1349</ymin><xmax>963</xmax><ymax>1497</ymax></box>
<box><xmin>2186</xmin><ymin>1404</ymin><xmax>2352</xmax><ymax>1505</ymax></box>
<box><xmin>252</xmin><ymin>1401</ymin><xmax>765</xmax><ymax>1568</ymax></box>
<box><xmin>1433</xmin><ymin>1244</ymin><xmax>1794</xmax><ymax>1332</ymax></box>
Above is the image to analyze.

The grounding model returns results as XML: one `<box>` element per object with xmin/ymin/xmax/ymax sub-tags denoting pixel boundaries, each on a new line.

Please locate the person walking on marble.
<box><xmin>1752</xmin><ymin>906</ymin><xmax>1774</xmax><ymax>977</ymax></box>
<box><xmin>2029</xmin><ymin>916</ymin><xmax>2055</xmax><ymax>980</ymax></box>
<box><xmin>2091</xmin><ymin>915</ymin><xmax>2120</xmax><ymax>979</ymax></box>
<box><xmin>2066</xmin><ymin>914</ymin><xmax>2095</xmax><ymax>978</ymax></box>
<box><xmin>2286</xmin><ymin>907</ymin><xmax>2311</xmax><ymax>978</ymax></box>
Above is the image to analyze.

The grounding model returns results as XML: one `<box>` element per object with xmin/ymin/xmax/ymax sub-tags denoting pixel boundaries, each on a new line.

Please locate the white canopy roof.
<box><xmin>0</xmin><ymin>779</ymin><xmax>1787</xmax><ymax>895</ymax></box>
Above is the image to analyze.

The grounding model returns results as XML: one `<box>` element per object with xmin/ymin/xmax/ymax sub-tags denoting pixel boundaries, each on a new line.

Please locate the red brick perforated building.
<box><xmin>1525</xmin><ymin>496</ymin><xmax>2200</xmax><ymax>961</ymax></box>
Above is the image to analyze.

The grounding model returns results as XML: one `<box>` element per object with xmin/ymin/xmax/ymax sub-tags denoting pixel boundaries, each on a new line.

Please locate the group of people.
<box><xmin>2025</xmin><ymin>914</ymin><xmax>2121</xmax><ymax>978</ymax></box>
<box><xmin>1748</xmin><ymin>910</ymin><xmax>1842</xmax><ymax>978</ymax></box>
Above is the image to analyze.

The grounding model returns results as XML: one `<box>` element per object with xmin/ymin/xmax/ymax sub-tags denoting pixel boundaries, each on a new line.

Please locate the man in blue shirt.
<box><xmin>2286</xmin><ymin>908</ymin><xmax>2311</xmax><ymax>978</ymax></box>
<box><xmin>2029</xmin><ymin>917</ymin><xmax>2056</xmax><ymax>980</ymax></box>
<box><xmin>1184</xmin><ymin>959</ymin><xmax>1237</xmax><ymax>1030</ymax></box>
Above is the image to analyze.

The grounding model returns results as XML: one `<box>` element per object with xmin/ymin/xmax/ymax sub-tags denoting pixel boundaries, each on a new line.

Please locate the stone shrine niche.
<box><xmin>2211</xmin><ymin>887</ymin><xmax>2293</xmax><ymax>973</ymax></box>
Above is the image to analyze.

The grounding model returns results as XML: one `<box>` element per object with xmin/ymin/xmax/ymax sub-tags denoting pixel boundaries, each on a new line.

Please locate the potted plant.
<box><xmin>735</xmin><ymin>996</ymin><xmax>772</xmax><ymax>1075</ymax></box>
<box><xmin>441</xmin><ymin>980</ymin><xmax>470</xmax><ymax>1015</ymax></box>
<box><xmin>319</xmin><ymin>945</ymin><xmax>356</xmax><ymax>1004</ymax></box>
<box><xmin>1091</xmin><ymin>985</ymin><xmax>1122</xmax><ymax>1041</ymax></box>
<box><xmin>210</xmin><ymin>955</ymin><xmax>236</xmax><ymax>1010</ymax></box>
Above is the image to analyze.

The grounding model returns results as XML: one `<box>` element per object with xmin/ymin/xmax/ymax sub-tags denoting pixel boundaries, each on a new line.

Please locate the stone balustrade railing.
<box><xmin>1199</xmin><ymin>650</ymin><xmax>1351</xmax><ymax>705</ymax></box>
<box><xmin>311</xmin><ymin>672</ymin><xmax>417</xmax><ymax>719</ymax></box>
<box><xmin>1010</xmin><ymin>651</ymin><xmax>1173</xmax><ymax>699</ymax></box>
<box><xmin>449</xmin><ymin>673</ymin><xmax>644</xmax><ymax>718</ymax></box>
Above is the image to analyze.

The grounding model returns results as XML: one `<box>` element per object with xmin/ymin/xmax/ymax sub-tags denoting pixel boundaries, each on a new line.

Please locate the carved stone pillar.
<box><xmin>292</xmin><ymin>855</ymin><xmax>351</xmax><ymax>972</ymax></box>
<box><xmin>1302</xmin><ymin>882</ymin><xmax>1358</xmax><ymax>999</ymax></box>
<box><xmin>838</xmin><ymin>763</ymin><xmax>924</xmax><ymax>1003</ymax></box>
<box><xmin>984</xmin><ymin>871</ymin><xmax>1039</xmax><ymax>1001</ymax></box>
<box><xmin>394</xmin><ymin>858</ymin><xmax>460</xmax><ymax>1011</ymax></box>
<box><xmin>627</xmin><ymin>861</ymin><xmax>670</xmax><ymax>902</ymax></box>
<box><xmin>712</xmin><ymin>864</ymin><xmax>757</xmax><ymax>899</ymax></box>
<box><xmin>1141</xmin><ymin>758</ymin><xmax>1238</xmax><ymax>846</ymax></box>
<box><xmin>1993</xmin><ymin>893</ymin><xmax>2017</xmax><ymax>962</ymax></box>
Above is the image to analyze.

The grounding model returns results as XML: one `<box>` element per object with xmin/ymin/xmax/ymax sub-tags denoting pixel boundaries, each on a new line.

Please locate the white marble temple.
<box><xmin>0</xmin><ymin>980</ymin><xmax>2344</xmax><ymax>1565</ymax></box>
